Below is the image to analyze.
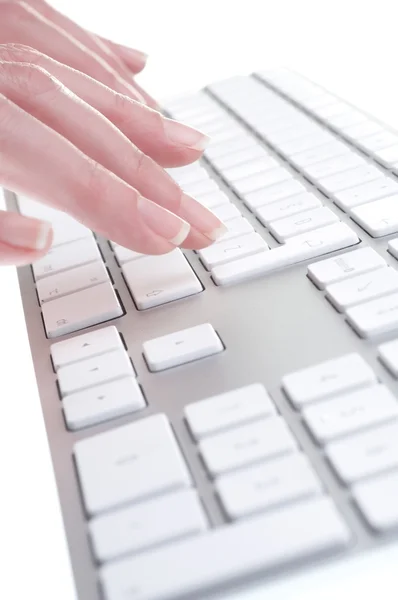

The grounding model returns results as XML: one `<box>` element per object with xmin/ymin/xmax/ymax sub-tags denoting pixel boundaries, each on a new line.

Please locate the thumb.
<box><xmin>0</xmin><ymin>210</ymin><xmax>52</xmax><ymax>266</ymax></box>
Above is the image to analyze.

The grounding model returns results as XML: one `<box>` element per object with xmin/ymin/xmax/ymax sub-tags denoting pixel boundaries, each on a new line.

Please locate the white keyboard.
<box><xmin>8</xmin><ymin>68</ymin><xmax>398</xmax><ymax>600</ymax></box>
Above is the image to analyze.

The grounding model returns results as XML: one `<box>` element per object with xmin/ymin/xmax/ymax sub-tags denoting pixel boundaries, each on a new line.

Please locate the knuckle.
<box><xmin>81</xmin><ymin>159</ymin><xmax>109</xmax><ymax>215</ymax></box>
<box><xmin>0</xmin><ymin>62</ymin><xmax>61</xmax><ymax>98</ymax></box>
<box><xmin>0</xmin><ymin>43</ymin><xmax>42</xmax><ymax>65</ymax></box>
<box><xmin>0</xmin><ymin>1</ymin><xmax>31</xmax><ymax>24</ymax></box>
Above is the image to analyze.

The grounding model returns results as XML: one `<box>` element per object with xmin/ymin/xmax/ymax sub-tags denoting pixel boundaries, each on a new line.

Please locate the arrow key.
<box><xmin>326</xmin><ymin>266</ymin><xmax>398</xmax><ymax>312</ymax></box>
<box><xmin>351</xmin><ymin>195</ymin><xmax>398</xmax><ymax>237</ymax></box>
<box><xmin>51</xmin><ymin>326</ymin><xmax>124</xmax><ymax>370</ymax></box>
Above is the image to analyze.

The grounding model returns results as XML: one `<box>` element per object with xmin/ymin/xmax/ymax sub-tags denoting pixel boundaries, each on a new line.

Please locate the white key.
<box><xmin>199</xmin><ymin>417</ymin><xmax>297</xmax><ymax>476</ymax></box>
<box><xmin>315</xmin><ymin>102</ymin><xmax>350</xmax><ymax>119</ymax></box>
<box><xmin>205</xmin><ymin>134</ymin><xmax>256</xmax><ymax>160</ymax></box>
<box><xmin>122</xmin><ymin>250</ymin><xmax>202</xmax><ymax>310</ymax></box>
<box><xmin>333</xmin><ymin>177</ymin><xmax>398</xmax><ymax>211</ymax></box>
<box><xmin>215</xmin><ymin>217</ymin><xmax>254</xmax><ymax>242</ymax></box>
<box><xmin>143</xmin><ymin>323</ymin><xmax>223</xmax><ymax>372</ymax></box>
<box><xmin>212</xmin><ymin>223</ymin><xmax>359</xmax><ymax>286</ymax></box>
<box><xmin>326</xmin><ymin>109</ymin><xmax>366</xmax><ymax>129</ymax></box>
<box><xmin>326</xmin><ymin>267</ymin><xmax>398</xmax><ymax>311</ymax></box>
<box><xmin>168</xmin><ymin>166</ymin><xmax>209</xmax><ymax>186</ymax></box>
<box><xmin>303</xmin><ymin>385</ymin><xmax>398</xmax><ymax>443</ymax></box>
<box><xmin>222</xmin><ymin>157</ymin><xmax>279</xmax><ymax>184</ymax></box>
<box><xmin>63</xmin><ymin>377</ymin><xmax>145</xmax><ymax>431</ymax></box>
<box><xmin>111</xmin><ymin>244</ymin><xmax>145</xmax><ymax>265</ymax></box>
<box><xmin>58</xmin><ymin>347</ymin><xmax>134</xmax><ymax>396</ymax></box>
<box><xmin>75</xmin><ymin>414</ymin><xmax>191</xmax><ymax>516</ymax></box>
<box><xmin>308</xmin><ymin>247</ymin><xmax>386</xmax><ymax>289</ymax></box>
<box><xmin>199</xmin><ymin>233</ymin><xmax>268</xmax><ymax>269</ymax></box>
<box><xmin>42</xmin><ymin>282</ymin><xmax>123</xmax><ymax>338</ymax></box>
<box><xmin>232</xmin><ymin>167</ymin><xmax>292</xmax><ymax>196</ymax></box>
<box><xmin>100</xmin><ymin>496</ymin><xmax>350</xmax><ymax>600</ymax></box>
<box><xmin>244</xmin><ymin>179</ymin><xmax>307</xmax><ymax>210</ymax></box>
<box><xmin>317</xmin><ymin>165</ymin><xmax>383</xmax><ymax>194</ymax></box>
<box><xmin>269</xmin><ymin>207</ymin><xmax>339</xmax><ymax>243</ymax></box>
<box><xmin>256</xmin><ymin>192</ymin><xmax>322</xmax><ymax>226</ymax></box>
<box><xmin>267</xmin><ymin>124</ymin><xmax>323</xmax><ymax>146</ymax></box>
<box><xmin>282</xmin><ymin>353</ymin><xmax>376</xmax><ymax>409</ymax></box>
<box><xmin>347</xmin><ymin>292</ymin><xmax>398</xmax><ymax>338</ymax></box>
<box><xmin>197</xmin><ymin>190</ymin><xmax>230</xmax><ymax>209</ymax></box>
<box><xmin>353</xmin><ymin>471</ymin><xmax>398</xmax><ymax>532</ymax></box>
<box><xmin>326</xmin><ymin>421</ymin><xmax>398</xmax><ymax>484</ymax></box>
<box><xmin>211</xmin><ymin>145</ymin><xmax>269</xmax><ymax>171</ymax></box>
<box><xmin>374</xmin><ymin>144</ymin><xmax>398</xmax><ymax>166</ymax></box>
<box><xmin>343</xmin><ymin>120</ymin><xmax>383</xmax><ymax>141</ymax></box>
<box><xmin>359</xmin><ymin>130</ymin><xmax>398</xmax><ymax>153</ymax></box>
<box><xmin>18</xmin><ymin>196</ymin><xmax>64</xmax><ymax>221</ymax></box>
<box><xmin>50</xmin><ymin>218</ymin><xmax>92</xmax><ymax>247</ymax></box>
<box><xmin>379</xmin><ymin>338</ymin><xmax>398</xmax><ymax>376</ymax></box>
<box><xmin>303</xmin><ymin>153</ymin><xmax>365</xmax><ymax>180</ymax></box>
<box><xmin>290</xmin><ymin>141</ymin><xmax>351</xmax><ymax>169</ymax></box>
<box><xmin>32</xmin><ymin>237</ymin><xmax>101</xmax><ymax>280</ymax></box>
<box><xmin>36</xmin><ymin>261</ymin><xmax>108</xmax><ymax>304</ymax></box>
<box><xmin>388</xmin><ymin>238</ymin><xmax>398</xmax><ymax>260</ymax></box>
<box><xmin>90</xmin><ymin>490</ymin><xmax>207</xmax><ymax>563</ymax></box>
<box><xmin>216</xmin><ymin>454</ymin><xmax>322</xmax><ymax>520</ymax></box>
<box><xmin>183</xmin><ymin>178</ymin><xmax>219</xmax><ymax>196</ymax></box>
<box><xmin>301</xmin><ymin>93</ymin><xmax>336</xmax><ymax>109</ymax></box>
<box><xmin>185</xmin><ymin>383</ymin><xmax>276</xmax><ymax>440</ymax></box>
<box><xmin>351</xmin><ymin>196</ymin><xmax>398</xmax><ymax>237</ymax></box>
<box><xmin>50</xmin><ymin>326</ymin><xmax>123</xmax><ymax>370</ymax></box>
<box><xmin>276</xmin><ymin>132</ymin><xmax>335</xmax><ymax>156</ymax></box>
<box><xmin>211</xmin><ymin>203</ymin><xmax>241</xmax><ymax>221</ymax></box>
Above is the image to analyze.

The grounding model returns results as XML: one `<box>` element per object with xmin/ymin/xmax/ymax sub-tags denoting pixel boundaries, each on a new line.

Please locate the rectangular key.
<box><xmin>185</xmin><ymin>383</ymin><xmax>276</xmax><ymax>440</ymax></box>
<box><xmin>353</xmin><ymin>471</ymin><xmax>398</xmax><ymax>532</ymax></box>
<box><xmin>359</xmin><ymin>130</ymin><xmax>398</xmax><ymax>153</ymax></box>
<box><xmin>232</xmin><ymin>167</ymin><xmax>293</xmax><ymax>197</ymax></box>
<box><xmin>333</xmin><ymin>177</ymin><xmax>398</xmax><ymax>211</ymax></box>
<box><xmin>211</xmin><ymin>202</ymin><xmax>241</xmax><ymax>221</ymax></box>
<box><xmin>122</xmin><ymin>250</ymin><xmax>202</xmax><ymax>310</ymax></box>
<box><xmin>204</xmin><ymin>134</ymin><xmax>257</xmax><ymax>160</ymax></box>
<box><xmin>346</xmin><ymin>292</ymin><xmax>398</xmax><ymax>338</ymax></box>
<box><xmin>143</xmin><ymin>323</ymin><xmax>223</xmax><ymax>372</ymax></box>
<box><xmin>374</xmin><ymin>144</ymin><xmax>398</xmax><ymax>166</ymax></box>
<box><xmin>36</xmin><ymin>260</ymin><xmax>108</xmax><ymax>304</ymax></box>
<box><xmin>212</xmin><ymin>222</ymin><xmax>359</xmax><ymax>286</ymax></box>
<box><xmin>199</xmin><ymin>233</ymin><xmax>268</xmax><ymax>269</ymax></box>
<box><xmin>290</xmin><ymin>141</ymin><xmax>352</xmax><ymax>169</ymax></box>
<box><xmin>32</xmin><ymin>236</ymin><xmax>101</xmax><ymax>280</ymax></box>
<box><xmin>211</xmin><ymin>145</ymin><xmax>270</xmax><ymax>171</ymax></box>
<box><xmin>58</xmin><ymin>347</ymin><xmax>134</xmax><ymax>396</ymax></box>
<box><xmin>111</xmin><ymin>243</ymin><xmax>145</xmax><ymax>265</ymax></box>
<box><xmin>90</xmin><ymin>489</ymin><xmax>207</xmax><ymax>563</ymax></box>
<box><xmin>215</xmin><ymin>217</ymin><xmax>254</xmax><ymax>242</ymax></box>
<box><xmin>304</xmin><ymin>153</ymin><xmax>365</xmax><ymax>181</ymax></box>
<box><xmin>222</xmin><ymin>157</ymin><xmax>279</xmax><ymax>183</ymax></box>
<box><xmin>100</xmin><ymin>496</ymin><xmax>350</xmax><ymax>600</ymax></box>
<box><xmin>379</xmin><ymin>338</ymin><xmax>398</xmax><ymax>376</ymax></box>
<box><xmin>42</xmin><ymin>282</ymin><xmax>123</xmax><ymax>338</ymax></box>
<box><xmin>388</xmin><ymin>238</ymin><xmax>398</xmax><ymax>260</ymax></box>
<box><xmin>269</xmin><ymin>207</ymin><xmax>339</xmax><ymax>242</ymax></box>
<box><xmin>351</xmin><ymin>196</ymin><xmax>398</xmax><ymax>237</ymax></box>
<box><xmin>326</xmin><ymin>109</ymin><xmax>366</xmax><ymax>129</ymax></box>
<box><xmin>326</xmin><ymin>266</ymin><xmax>398</xmax><ymax>312</ymax></box>
<box><xmin>183</xmin><ymin>178</ymin><xmax>219</xmax><ymax>196</ymax></box>
<box><xmin>197</xmin><ymin>190</ymin><xmax>230</xmax><ymax>209</ymax></box>
<box><xmin>256</xmin><ymin>192</ymin><xmax>322</xmax><ymax>226</ymax></box>
<box><xmin>326</xmin><ymin>421</ymin><xmax>398</xmax><ymax>484</ymax></box>
<box><xmin>199</xmin><ymin>416</ymin><xmax>297</xmax><ymax>476</ymax></box>
<box><xmin>342</xmin><ymin>120</ymin><xmax>383</xmax><ymax>141</ymax></box>
<box><xmin>63</xmin><ymin>377</ymin><xmax>145</xmax><ymax>431</ymax></box>
<box><xmin>168</xmin><ymin>166</ymin><xmax>209</xmax><ymax>186</ymax></box>
<box><xmin>216</xmin><ymin>454</ymin><xmax>322</xmax><ymax>520</ymax></box>
<box><xmin>50</xmin><ymin>326</ymin><xmax>123</xmax><ymax>370</ymax></box>
<box><xmin>317</xmin><ymin>165</ymin><xmax>383</xmax><ymax>195</ymax></box>
<box><xmin>282</xmin><ymin>353</ymin><xmax>376</xmax><ymax>408</ymax></box>
<box><xmin>74</xmin><ymin>414</ymin><xmax>191</xmax><ymax>516</ymax></box>
<box><xmin>244</xmin><ymin>179</ymin><xmax>307</xmax><ymax>210</ymax></box>
<box><xmin>307</xmin><ymin>247</ymin><xmax>386</xmax><ymax>289</ymax></box>
<box><xmin>303</xmin><ymin>385</ymin><xmax>398</xmax><ymax>443</ymax></box>
<box><xmin>50</xmin><ymin>218</ymin><xmax>92</xmax><ymax>247</ymax></box>
<box><xmin>275</xmin><ymin>131</ymin><xmax>335</xmax><ymax>156</ymax></box>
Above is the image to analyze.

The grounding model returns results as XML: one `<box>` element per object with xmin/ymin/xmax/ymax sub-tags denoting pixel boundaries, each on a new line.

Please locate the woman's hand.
<box><xmin>0</xmin><ymin>0</ymin><xmax>156</xmax><ymax>106</ymax></box>
<box><xmin>0</xmin><ymin>44</ymin><xmax>227</xmax><ymax>266</ymax></box>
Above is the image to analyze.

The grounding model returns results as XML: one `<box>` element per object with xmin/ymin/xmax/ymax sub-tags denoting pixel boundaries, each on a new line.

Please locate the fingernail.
<box><xmin>127</xmin><ymin>48</ymin><xmax>148</xmax><ymax>65</ymax></box>
<box><xmin>179</xmin><ymin>193</ymin><xmax>228</xmax><ymax>241</ymax></box>
<box><xmin>163</xmin><ymin>118</ymin><xmax>211</xmax><ymax>151</ymax></box>
<box><xmin>0</xmin><ymin>212</ymin><xmax>52</xmax><ymax>251</ymax></box>
<box><xmin>137</xmin><ymin>196</ymin><xmax>191</xmax><ymax>245</ymax></box>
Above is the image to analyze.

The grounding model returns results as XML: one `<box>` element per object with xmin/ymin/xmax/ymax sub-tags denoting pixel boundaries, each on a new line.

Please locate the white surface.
<box><xmin>3</xmin><ymin>0</ymin><xmax>398</xmax><ymax>598</ymax></box>
<box><xmin>50</xmin><ymin>325</ymin><xmax>123</xmax><ymax>369</ymax></box>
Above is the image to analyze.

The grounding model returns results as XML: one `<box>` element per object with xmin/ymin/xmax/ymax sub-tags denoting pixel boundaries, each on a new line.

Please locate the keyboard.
<box><xmin>7</xmin><ymin>67</ymin><xmax>398</xmax><ymax>600</ymax></box>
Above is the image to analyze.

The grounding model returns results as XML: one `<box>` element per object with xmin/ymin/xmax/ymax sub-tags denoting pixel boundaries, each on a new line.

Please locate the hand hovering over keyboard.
<box><xmin>0</xmin><ymin>44</ymin><xmax>227</xmax><ymax>266</ymax></box>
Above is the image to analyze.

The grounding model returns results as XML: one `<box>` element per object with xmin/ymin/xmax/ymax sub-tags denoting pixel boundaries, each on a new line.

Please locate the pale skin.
<box><xmin>0</xmin><ymin>0</ymin><xmax>227</xmax><ymax>265</ymax></box>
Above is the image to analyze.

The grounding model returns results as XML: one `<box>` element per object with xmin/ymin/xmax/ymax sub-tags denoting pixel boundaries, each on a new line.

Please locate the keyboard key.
<box><xmin>343</xmin><ymin>120</ymin><xmax>383</xmax><ymax>141</ymax></box>
<box><xmin>326</xmin><ymin>421</ymin><xmax>398</xmax><ymax>484</ymax></box>
<box><xmin>111</xmin><ymin>243</ymin><xmax>144</xmax><ymax>265</ymax></box>
<box><xmin>282</xmin><ymin>353</ymin><xmax>376</xmax><ymax>409</ymax></box>
<box><xmin>244</xmin><ymin>179</ymin><xmax>307</xmax><ymax>210</ymax></box>
<box><xmin>122</xmin><ymin>250</ymin><xmax>202</xmax><ymax>310</ymax></box>
<box><xmin>303</xmin><ymin>153</ymin><xmax>365</xmax><ymax>181</ymax></box>
<box><xmin>58</xmin><ymin>347</ymin><xmax>134</xmax><ymax>396</ymax></box>
<box><xmin>256</xmin><ymin>192</ymin><xmax>322</xmax><ymax>226</ymax></box>
<box><xmin>90</xmin><ymin>489</ymin><xmax>207</xmax><ymax>563</ymax></box>
<box><xmin>216</xmin><ymin>454</ymin><xmax>322</xmax><ymax>520</ymax></box>
<box><xmin>42</xmin><ymin>282</ymin><xmax>123</xmax><ymax>338</ymax></box>
<box><xmin>50</xmin><ymin>326</ymin><xmax>123</xmax><ymax>370</ymax></box>
<box><xmin>212</xmin><ymin>222</ymin><xmax>359</xmax><ymax>286</ymax></box>
<box><xmin>353</xmin><ymin>471</ymin><xmax>398</xmax><ymax>532</ymax></box>
<box><xmin>36</xmin><ymin>260</ymin><xmax>108</xmax><ymax>304</ymax></box>
<box><xmin>326</xmin><ymin>267</ymin><xmax>398</xmax><ymax>312</ymax></box>
<box><xmin>388</xmin><ymin>238</ymin><xmax>398</xmax><ymax>260</ymax></box>
<box><xmin>211</xmin><ymin>145</ymin><xmax>269</xmax><ymax>171</ymax></box>
<box><xmin>303</xmin><ymin>385</ymin><xmax>398</xmax><ymax>443</ymax></box>
<box><xmin>196</xmin><ymin>190</ymin><xmax>230</xmax><ymax>209</ymax></box>
<box><xmin>315</xmin><ymin>102</ymin><xmax>350</xmax><ymax>119</ymax></box>
<box><xmin>199</xmin><ymin>232</ymin><xmax>268</xmax><ymax>269</ymax></box>
<box><xmin>211</xmin><ymin>203</ymin><xmax>241</xmax><ymax>221</ymax></box>
<box><xmin>215</xmin><ymin>217</ymin><xmax>254</xmax><ymax>242</ymax></box>
<box><xmin>222</xmin><ymin>157</ymin><xmax>279</xmax><ymax>184</ymax></box>
<box><xmin>333</xmin><ymin>177</ymin><xmax>398</xmax><ymax>211</ymax></box>
<box><xmin>183</xmin><ymin>178</ymin><xmax>219</xmax><ymax>196</ymax></box>
<box><xmin>307</xmin><ymin>247</ymin><xmax>386</xmax><ymax>290</ymax></box>
<box><xmin>316</xmin><ymin>165</ymin><xmax>383</xmax><ymax>195</ymax></box>
<box><xmin>232</xmin><ymin>167</ymin><xmax>293</xmax><ymax>196</ymax></box>
<box><xmin>75</xmin><ymin>414</ymin><xmax>191</xmax><ymax>516</ymax></box>
<box><xmin>199</xmin><ymin>417</ymin><xmax>297</xmax><ymax>476</ymax></box>
<box><xmin>269</xmin><ymin>207</ymin><xmax>339</xmax><ymax>243</ymax></box>
<box><xmin>347</xmin><ymin>292</ymin><xmax>398</xmax><ymax>338</ymax></box>
<box><xmin>378</xmin><ymin>338</ymin><xmax>398</xmax><ymax>377</ymax></box>
<box><xmin>185</xmin><ymin>383</ymin><xmax>276</xmax><ymax>440</ymax></box>
<box><xmin>326</xmin><ymin>109</ymin><xmax>366</xmax><ymax>129</ymax></box>
<box><xmin>168</xmin><ymin>165</ymin><xmax>209</xmax><ymax>186</ymax></box>
<box><xmin>100</xmin><ymin>496</ymin><xmax>350</xmax><ymax>600</ymax></box>
<box><xmin>205</xmin><ymin>134</ymin><xmax>256</xmax><ymax>160</ymax></box>
<box><xmin>32</xmin><ymin>236</ymin><xmax>101</xmax><ymax>280</ymax></box>
<box><xmin>374</xmin><ymin>144</ymin><xmax>398</xmax><ymax>166</ymax></box>
<box><xmin>63</xmin><ymin>377</ymin><xmax>145</xmax><ymax>431</ymax></box>
<box><xmin>290</xmin><ymin>141</ymin><xmax>351</xmax><ymax>169</ymax></box>
<box><xmin>358</xmin><ymin>130</ymin><xmax>398</xmax><ymax>153</ymax></box>
<box><xmin>275</xmin><ymin>131</ymin><xmax>335</xmax><ymax>156</ymax></box>
<box><xmin>351</xmin><ymin>196</ymin><xmax>398</xmax><ymax>237</ymax></box>
<box><xmin>143</xmin><ymin>323</ymin><xmax>223</xmax><ymax>372</ymax></box>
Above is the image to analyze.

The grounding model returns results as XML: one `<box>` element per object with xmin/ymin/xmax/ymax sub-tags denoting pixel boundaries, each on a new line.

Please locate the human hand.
<box><xmin>0</xmin><ymin>45</ymin><xmax>227</xmax><ymax>266</ymax></box>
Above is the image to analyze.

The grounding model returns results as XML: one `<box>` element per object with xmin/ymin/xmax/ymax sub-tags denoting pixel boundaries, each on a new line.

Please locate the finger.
<box><xmin>0</xmin><ymin>44</ymin><xmax>207</xmax><ymax>167</ymax></box>
<box><xmin>0</xmin><ymin>1</ymin><xmax>146</xmax><ymax>103</ymax></box>
<box><xmin>0</xmin><ymin>210</ymin><xmax>52</xmax><ymax>265</ymax></box>
<box><xmin>97</xmin><ymin>37</ymin><xmax>147</xmax><ymax>74</ymax></box>
<box><xmin>0</xmin><ymin>62</ymin><xmax>225</xmax><ymax>249</ymax></box>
